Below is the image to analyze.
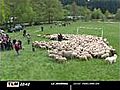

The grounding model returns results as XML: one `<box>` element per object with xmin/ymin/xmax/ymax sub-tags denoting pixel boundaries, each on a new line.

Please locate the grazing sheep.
<box><xmin>101</xmin><ymin>53</ymin><xmax>110</xmax><ymax>59</ymax></box>
<box><xmin>71</xmin><ymin>52</ymin><xmax>78</xmax><ymax>57</ymax></box>
<box><xmin>48</xmin><ymin>50</ymin><xmax>54</xmax><ymax>54</ymax></box>
<box><xmin>40</xmin><ymin>46</ymin><xmax>46</xmax><ymax>49</ymax></box>
<box><xmin>33</xmin><ymin>34</ymin><xmax>117</xmax><ymax>64</ymax></box>
<box><xmin>77</xmin><ymin>55</ymin><xmax>88</xmax><ymax>60</ymax></box>
<box><xmin>62</xmin><ymin>51</ymin><xmax>73</xmax><ymax>58</ymax></box>
<box><xmin>55</xmin><ymin>56</ymin><xmax>67</xmax><ymax>60</ymax></box>
<box><xmin>49</xmin><ymin>54</ymin><xmax>54</xmax><ymax>58</ymax></box>
<box><xmin>85</xmin><ymin>54</ymin><xmax>93</xmax><ymax>59</ymax></box>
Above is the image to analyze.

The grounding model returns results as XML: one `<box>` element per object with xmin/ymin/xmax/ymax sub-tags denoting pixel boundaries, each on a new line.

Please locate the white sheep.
<box><xmin>71</xmin><ymin>52</ymin><xmax>78</xmax><ymax>57</ymax></box>
<box><xmin>55</xmin><ymin>56</ymin><xmax>67</xmax><ymax>63</ymax></box>
<box><xmin>34</xmin><ymin>34</ymin><xmax>116</xmax><ymax>64</ymax></box>
<box><xmin>63</xmin><ymin>51</ymin><xmax>73</xmax><ymax>58</ymax></box>
<box><xmin>49</xmin><ymin>54</ymin><xmax>58</xmax><ymax>58</ymax></box>
<box><xmin>40</xmin><ymin>46</ymin><xmax>46</xmax><ymax>49</ymax></box>
<box><xmin>101</xmin><ymin>53</ymin><xmax>110</xmax><ymax>58</ymax></box>
<box><xmin>77</xmin><ymin>55</ymin><xmax>88</xmax><ymax>60</ymax></box>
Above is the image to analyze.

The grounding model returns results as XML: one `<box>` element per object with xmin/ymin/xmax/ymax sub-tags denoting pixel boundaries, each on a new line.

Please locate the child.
<box><xmin>14</xmin><ymin>41</ymin><xmax>20</xmax><ymax>55</ymax></box>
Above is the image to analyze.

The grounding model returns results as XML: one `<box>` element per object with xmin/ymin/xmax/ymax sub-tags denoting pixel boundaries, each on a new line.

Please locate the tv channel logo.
<box><xmin>7</xmin><ymin>81</ymin><xmax>19</xmax><ymax>87</ymax></box>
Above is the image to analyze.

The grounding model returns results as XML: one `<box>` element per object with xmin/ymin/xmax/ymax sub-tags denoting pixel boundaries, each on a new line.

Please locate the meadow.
<box><xmin>0</xmin><ymin>21</ymin><xmax>119</xmax><ymax>81</ymax></box>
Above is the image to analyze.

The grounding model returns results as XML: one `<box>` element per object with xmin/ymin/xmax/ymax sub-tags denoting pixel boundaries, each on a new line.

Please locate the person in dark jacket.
<box><xmin>23</xmin><ymin>30</ymin><xmax>26</xmax><ymax>37</ymax></box>
<box><xmin>41</xmin><ymin>26</ymin><xmax>44</xmax><ymax>31</ymax></box>
<box><xmin>13</xmin><ymin>39</ymin><xmax>16</xmax><ymax>45</ymax></box>
<box><xmin>58</xmin><ymin>33</ymin><xmax>63</xmax><ymax>41</ymax></box>
<box><xmin>32</xmin><ymin>43</ymin><xmax>35</xmax><ymax>52</ymax></box>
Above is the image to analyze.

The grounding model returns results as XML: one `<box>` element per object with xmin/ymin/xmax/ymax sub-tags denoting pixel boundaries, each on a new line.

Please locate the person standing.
<box><xmin>26</xmin><ymin>34</ymin><xmax>31</xmax><ymax>44</ymax></box>
<box><xmin>14</xmin><ymin>41</ymin><xmax>20</xmax><ymax>55</ymax></box>
<box><xmin>41</xmin><ymin>26</ymin><xmax>44</xmax><ymax>31</ymax></box>
<box><xmin>23</xmin><ymin>30</ymin><xmax>26</xmax><ymax>37</ymax></box>
<box><xmin>32</xmin><ymin>43</ymin><xmax>35</xmax><ymax>52</ymax></box>
<box><xmin>58</xmin><ymin>33</ymin><xmax>63</xmax><ymax>41</ymax></box>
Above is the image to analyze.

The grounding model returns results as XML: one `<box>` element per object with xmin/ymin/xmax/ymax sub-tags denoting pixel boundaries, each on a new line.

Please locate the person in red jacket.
<box><xmin>14</xmin><ymin>41</ymin><xmax>20</xmax><ymax>55</ymax></box>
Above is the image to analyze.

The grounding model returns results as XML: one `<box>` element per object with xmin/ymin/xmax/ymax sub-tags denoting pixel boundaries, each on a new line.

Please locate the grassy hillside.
<box><xmin>1</xmin><ymin>21</ymin><xmax>119</xmax><ymax>81</ymax></box>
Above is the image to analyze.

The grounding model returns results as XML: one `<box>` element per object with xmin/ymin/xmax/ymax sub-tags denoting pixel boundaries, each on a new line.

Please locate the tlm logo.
<box><xmin>7</xmin><ymin>81</ymin><xmax>19</xmax><ymax>87</ymax></box>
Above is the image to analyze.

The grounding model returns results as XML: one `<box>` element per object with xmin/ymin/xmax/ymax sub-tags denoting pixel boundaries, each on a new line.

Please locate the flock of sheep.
<box><xmin>33</xmin><ymin>34</ymin><xmax>117</xmax><ymax>64</ymax></box>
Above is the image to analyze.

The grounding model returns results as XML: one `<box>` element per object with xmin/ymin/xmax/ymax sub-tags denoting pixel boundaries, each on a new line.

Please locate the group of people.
<box><xmin>0</xmin><ymin>31</ymin><xmax>23</xmax><ymax>55</ymax></box>
<box><xmin>0</xmin><ymin>32</ymin><xmax>13</xmax><ymax>51</ymax></box>
<box><xmin>0</xmin><ymin>27</ymin><xmax>33</xmax><ymax>55</ymax></box>
<box><xmin>0</xmin><ymin>26</ymin><xmax>64</xmax><ymax>55</ymax></box>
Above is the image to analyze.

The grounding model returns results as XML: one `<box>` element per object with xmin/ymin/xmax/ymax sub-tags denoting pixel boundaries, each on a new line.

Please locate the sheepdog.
<box><xmin>105</xmin><ymin>54</ymin><xmax>117</xmax><ymax>64</ymax></box>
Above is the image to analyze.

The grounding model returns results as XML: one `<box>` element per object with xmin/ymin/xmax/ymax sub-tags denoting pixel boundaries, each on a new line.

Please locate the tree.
<box><xmin>91</xmin><ymin>8</ymin><xmax>106</xmax><ymax>21</ymax></box>
<box><xmin>31</xmin><ymin>0</ymin><xmax>46</xmax><ymax>22</ymax></box>
<box><xmin>32</xmin><ymin>0</ymin><xmax>64</xmax><ymax>23</ymax></box>
<box><xmin>115</xmin><ymin>9</ymin><xmax>120</xmax><ymax>21</ymax></box>
<box><xmin>78</xmin><ymin>6</ymin><xmax>91</xmax><ymax>21</ymax></box>
<box><xmin>71</xmin><ymin>1</ymin><xmax>79</xmax><ymax>21</ymax></box>
<box><xmin>71</xmin><ymin>1</ymin><xmax>78</xmax><ymax>16</ymax></box>
<box><xmin>15</xmin><ymin>0</ymin><xmax>36</xmax><ymax>24</ymax></box>
<box><xmin>60</xmin><ymin>0</ymin><xmax>120</xmax><ymax>14</ymax></box>
<box><xmin>44</xmin><ymin>0</ymin><xmax>64</xmax><ymax>23</ymax></box>
<box><xmin>105</xmin><ymin>10</ymin><xmax>111</xmax><ymax>19</ymax></box>
<box><xmin>0</xmin><ymin>0</ymin><xmax>2</xmax><ymax>25</ymax></box>
<box><xmin>0</xmin><ymin>0</ymin><xmax>11</xmax><ymax>26</ymax></box>
<box><xmin>2</xmin><ymin>0</ymin><xmax>5</xmax><ymax>22</ymax></box>
<box><xmin>0</xmin><ymin>0</ymin><xmax>5</xmax><ymax>24</ymax></box>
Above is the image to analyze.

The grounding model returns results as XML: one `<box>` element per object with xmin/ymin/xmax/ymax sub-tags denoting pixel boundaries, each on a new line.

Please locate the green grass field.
<box><xmin>1</xmin><ymin>21</ymin><xmax>120</xmax><ymax>81</ymax></box>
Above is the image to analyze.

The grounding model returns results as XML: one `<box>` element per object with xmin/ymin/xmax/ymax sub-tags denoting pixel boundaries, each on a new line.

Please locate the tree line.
<box><xmin>0</xmin><ymin>0</ymin><xmax>120</xmax><ymax>26</ymax></box>
<box><xmin>60</xmin><ymin>0</ymin><xmax>120</xmax><ymax>13</ymax></box>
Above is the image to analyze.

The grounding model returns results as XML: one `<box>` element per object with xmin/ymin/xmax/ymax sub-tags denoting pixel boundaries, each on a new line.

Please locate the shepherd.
<box><xmin>58</xmin><ymin>33</ymin><xmax>63</xmax><ymax>41</ymax></box>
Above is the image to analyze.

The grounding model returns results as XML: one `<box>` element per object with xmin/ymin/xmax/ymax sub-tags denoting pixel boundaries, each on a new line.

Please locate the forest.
<box><xmin>0</xmin><ymin>0</ymin><xmax>120</xmax><ymax>26</ymax></box>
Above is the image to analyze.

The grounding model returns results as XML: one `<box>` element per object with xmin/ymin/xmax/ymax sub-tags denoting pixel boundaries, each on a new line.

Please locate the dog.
<box><xmin>105</xmin><ymin>54</ymin><xmax>117</xmax><ymax>64</ymax></box>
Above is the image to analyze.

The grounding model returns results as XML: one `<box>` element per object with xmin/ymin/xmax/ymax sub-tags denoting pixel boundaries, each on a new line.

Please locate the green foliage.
<box><xmin>104</xmin><ymin>10</ymin><xmax>111</xmax><ymax>19</ymax></box>
<box><xmin>44</xmin><ymin>0</ymin><xmax>64</xmax><ymax>23</ymax></box>
<box><xmin>78</xmin><ymin>6</ymin><xmax>91</xmax><ymax>21</ymax></box>
<box><xmin>13</xmin><ymin>0</ymin><xmax>35</xmax><ymax>23</ymax></box>
<box><xmin>91</xmin><ymin>8</ymin><xmax>106</xmax><ymax>21</ymax></box>
<box><xmin>64</xmin><ymin>5</ymin><xmax>92</xmax><ymax>21</ymax></box>
<box><xmin>60</xmin><ymin>0</ymin><xmax>120</xmax><ymax>14</ymax></box>
<box><xmin>115</xmin><ymin>9</ymin><xmax>120</xmax><ymax>21</ymax></box>
<box><xmin>1</xmin><ymin>0</ymin><xmax>5</xmax><ymax>22</ymax></box>
<box><xmin>31</xmin><ymin>0</ymin><xmax>46</xmax><ymax>22</ymax></box>
<box><xmin>0</xmin><ymin>0</ymin><xmax>10</xmax><ymax>25</ymax></box>
<box><xmin>31</xmin><ymin>0</ymin><xmax>64</xmax><ymax>23</ymax></box>
<box><xmin>71</xmin><ymin>1</ymin><xmax>78</xmax><ymax>16</ymax></box>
